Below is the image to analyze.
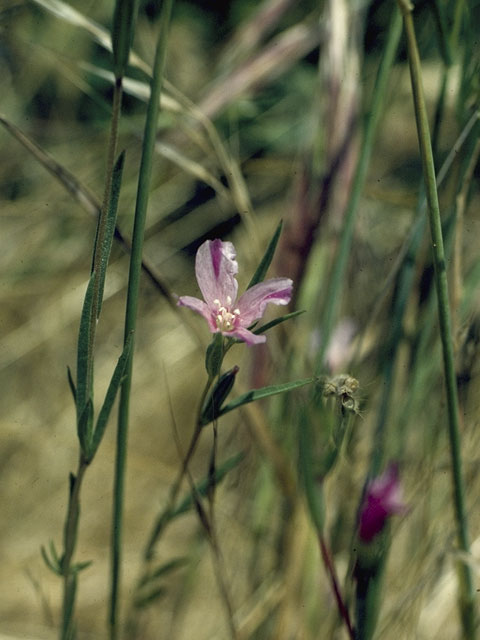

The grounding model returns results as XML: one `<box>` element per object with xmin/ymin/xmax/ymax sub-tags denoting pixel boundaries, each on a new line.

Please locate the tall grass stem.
<box><xmin>397</xmin><ymin>1</ymin><xmax>476</xmax><ymax>635</ymax></box>
<box><xmin>110</xmin><ymin>1</ymin><xmax>173</xmax><ymax>636</ymax></box>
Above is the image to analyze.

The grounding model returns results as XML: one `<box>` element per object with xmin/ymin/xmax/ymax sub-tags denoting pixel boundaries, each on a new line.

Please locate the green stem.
<box><xmin>144</xmin><ymin>374</ymin><xmax>214</xmax><ymax>561</ymax></box>
<box><xmin>110</xmin><ymin>2</ymin><xmax>173</xmax><ymax>637</ymax></box>
<box><xmin>60</xmin><ymin>455</ymin><xmax>88</xmax><ymax>640</ymax></box>
<box><xmin>316</xmin><ymin>7</ymin><xmax>403</xmax><ymax>372</ymax></box>
<box><xmin>398</xmin><ymin>1</ymin><xmax>476</xmax><ymax>636</ymax></box>
<box><xmin>60</xmin><ymin>66</ymin><xmax>124</xmax><ymax>640</ymax></box>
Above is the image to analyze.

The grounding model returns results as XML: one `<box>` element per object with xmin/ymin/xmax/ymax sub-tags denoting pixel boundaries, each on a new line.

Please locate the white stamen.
<box><xmin>213</xmin><ymin>298</ymin><xmax>241</xmax><ymax>332</ymax></box>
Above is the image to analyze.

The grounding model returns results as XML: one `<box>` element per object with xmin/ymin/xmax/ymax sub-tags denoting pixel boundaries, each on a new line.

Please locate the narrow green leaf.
<box><xmin>138</xmin><ymin>557</ymin><xmax>188</xmax><ymax>588</ymax></box>
<box><xmin>202</xmin><ymin>378</ymin><xmax>315</xmax><ymax>425</ymax></box>
<box><xmin>96</xmin><ymin>151</ymin><xmax>125</xmax><ymax>319</ymax></box>
<box><xmin>50</xmin><ymin>539</ymin><xmax>61</xmax><ymax>566</ymax></box>
<box><xmin>247</xmin><ymin>220</ymin><xmax>283</xmax><ymax>288</ymax></box>
<box><xmin>88</xmin><ymin>332</ymin><xmax>133</xmax><ymax>461</ymax></box>
<box><xmin>112</xmin><ymin>0</ymin><xmax>140</xmax><ymax>78</ymax></box>
<box><xmin>73</xmin><ymin>560</ymin><xmax>93</xmax><ymax>573</ymax></box>
<box><xmin>66</xmin><ymin>366</ymin><xmax>76</xmax><ymax>403</ymax></box>
<box><xmin>253</xmin><ymin>309</ymin><xmax>305</xmax><ymax>335</ymax></box>
<box><xmin>76</xmin><ymin>271</ymin><xmax>96</xmax><ymax>417</ymax></box>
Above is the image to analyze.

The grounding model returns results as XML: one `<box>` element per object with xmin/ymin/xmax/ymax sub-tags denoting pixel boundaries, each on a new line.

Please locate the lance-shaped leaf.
<box><xmin>94</xmin><ymin>151</ymin><xmax>125</xmax><ymax>319</ymax></box>
<box><xmin>252</xmin><ymin>309</ymin><xmax>305</xmax><ymax>335</ymax></box>
<box><xmin>201</xmin><ymin>377</ymin><xmax>315</xmax><ymax>426</ymax></box>
<box><xmin>87</xmin><ymin>332</ymin><xmax>133</xmax><ymax>461</ymax></box>
<box><xmin>247</xmin><ymin>219</ymin><xmax>283</xmax><ymax>288</ymax></box>
<box><xmin>76</xmin><ymin>271</ymin><xmax>96</xmax><ymax>420</ymax></box>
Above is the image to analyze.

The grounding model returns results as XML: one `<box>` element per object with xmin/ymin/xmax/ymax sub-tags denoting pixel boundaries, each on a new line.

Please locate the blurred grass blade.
<box><xmin>148</xmin><ymin>453</ymin><xmax>243</xmax><ymax>542</ymax></box>
<box><xmin>138</xmin><ymin>557</ymin><xmax>188</xmax><ymax>588</ymax></box>
<box><xmin>299</xmin><ymin>406</ymin><xmax>325</xmax><ymax>532</ymax></box>
<box><xmin>0</xmin><ymin>113</ymin><xmax>177</xmax><ymax>308</ymax></box>
<box><xmin>134</xmin><ymin>586</ymin><xmax>167</xmax><ymax>609</ymax></box>
<box><xmin>247</xmin><ymin>220</ymin><xmax>283</xmax><ymax>288</ymax></box>
<box><xmin>253</xmin><ymin>309</ymin><xmax>305</xmax><ymax>335</ymax></box>
<box><xmin>112</xmin><ymin>0</ymin><xmax>140</xmax><ymax>78</ymax></box>
<box><xmin>316</xmin><ymin>7</ymin><xmax>403</xmax><ymax>370</ymax></box>
<box><xmin>203</xmin><ymin>377</ymin><xmax>315</xmax><ymax>425</ymax></box>
<box><xmin>95</xmin><ymin>151</ymin><xmax>125</xmax><ymax>319</ymax></box>
<box><xmin>31</xmin><ymin>0</ymin><xmax>150</xmax><ymax>74</ymax></box>
<box><xmin>89</xmin><ymin>333</ymin><xmax>133</xmax><ymax>461</ymax></box>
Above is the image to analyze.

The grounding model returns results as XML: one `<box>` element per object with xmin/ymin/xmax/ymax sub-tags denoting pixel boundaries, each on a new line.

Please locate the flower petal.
<box><xmin>178</xmin><ymin>295</ymin><xmax>217</xmax><ymax>332</ymax></box>
<box><xmin>237</xmin><ymin>278</ymin><xmax>292</xmax><ymax>326</ymax></box>
<box><xmin>195</xmin><ymin>239</ymin><xmax>238</xmax><ymax>306</ymax></box>
<box><xmin>230</xmin><ymin>326</ymin><xmax>267</xmax><ymax>345</ymax></box>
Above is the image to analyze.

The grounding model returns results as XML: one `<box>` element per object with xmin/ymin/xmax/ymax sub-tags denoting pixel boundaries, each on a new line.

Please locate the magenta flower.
<box><xmin>358</xmin><ymin>464</ymin><xmax>407</xmax><ymax>542</ymax></box>
<box><xmin>178</xmin><ymin>239</ymin><xmax>293</xmax><ymax>345</ymax></box>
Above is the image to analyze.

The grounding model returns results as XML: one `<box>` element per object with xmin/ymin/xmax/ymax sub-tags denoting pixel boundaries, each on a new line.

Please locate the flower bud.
<box><xmin>200</xmin><ymin>366</ymin><xmax>240</xmax><ymax>426</ymax></box>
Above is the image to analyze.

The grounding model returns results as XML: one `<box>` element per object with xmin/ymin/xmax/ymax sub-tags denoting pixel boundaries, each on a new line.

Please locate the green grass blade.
<box><xmin>247</xmin><ymin>219</ymin><xmax>283</xmax><ymax>288</ymax></box>
<box><xmin>316</xmin><ymin>7</ymin><xmax>403</xmax><ymax>371</ymax></box>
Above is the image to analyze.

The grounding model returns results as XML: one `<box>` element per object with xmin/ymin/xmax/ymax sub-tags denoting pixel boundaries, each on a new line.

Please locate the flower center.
<box><xmin>213</xmin><ymin>297</ymin><xmax>240</xmax><ymax>332</ymax></box>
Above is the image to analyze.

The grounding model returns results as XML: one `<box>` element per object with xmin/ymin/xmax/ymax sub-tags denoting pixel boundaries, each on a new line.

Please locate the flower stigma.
<box><xmin>213</xmin><ymin>297</ymin><xmax>241</xmax><ymax>332</ymax></box>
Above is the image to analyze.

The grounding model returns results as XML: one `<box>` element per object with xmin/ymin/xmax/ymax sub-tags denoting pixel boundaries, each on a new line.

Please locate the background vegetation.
<box><xmin>1</xmin><ymin>0</ymin><xmax>480</xmax><ymax>638</ymax></box>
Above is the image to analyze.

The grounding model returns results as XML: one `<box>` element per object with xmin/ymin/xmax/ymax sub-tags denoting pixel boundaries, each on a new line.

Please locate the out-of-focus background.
<box><xmin>1</xmin><ymin>0</ymin><xmax>480</xmax><ymax>638</ymax></box>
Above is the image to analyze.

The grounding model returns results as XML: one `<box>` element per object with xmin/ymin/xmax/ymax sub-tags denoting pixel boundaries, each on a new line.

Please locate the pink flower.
<box><xmin>178</xmin><ymin>239</ymin><xmax>293</xmax><ymax>345</ymax></box>
<box><xmin>358</xmin><ymin>464</ymin><xmax>407</xmax><ymax>542</ymax></box>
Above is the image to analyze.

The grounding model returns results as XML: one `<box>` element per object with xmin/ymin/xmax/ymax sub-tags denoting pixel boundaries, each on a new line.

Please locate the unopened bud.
<box><xmin>201</xmin><ymin>366</ymin><xmax>240</xmax><ymax>426</ymax></box>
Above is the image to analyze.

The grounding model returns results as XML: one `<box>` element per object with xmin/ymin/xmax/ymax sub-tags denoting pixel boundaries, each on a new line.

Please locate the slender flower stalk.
<box><xmin>397</xmin><ymin>1</ymin><xmax>477</xmax><ymax>636</ymax></box>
